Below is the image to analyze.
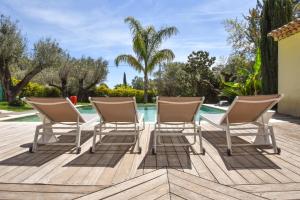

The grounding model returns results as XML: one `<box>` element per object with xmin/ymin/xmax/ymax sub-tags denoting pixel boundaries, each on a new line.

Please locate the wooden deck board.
<box><xmin>0</xmin><ymin>119</ymin><xmax>300</xmax><ymax>199</ymax></box>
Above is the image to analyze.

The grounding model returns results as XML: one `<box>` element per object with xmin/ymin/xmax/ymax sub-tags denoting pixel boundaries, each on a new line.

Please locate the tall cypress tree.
<box><xmin>260</xmin><ymin>0</ymin><xmax>293</xmax><ymax>94</ymax></box>
<box><xmin>123</xmin><ymin>72</ymin><xmax>127</xmax><ymax>86</ymax></box>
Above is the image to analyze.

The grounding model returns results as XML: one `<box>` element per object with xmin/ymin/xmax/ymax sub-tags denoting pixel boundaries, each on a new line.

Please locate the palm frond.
<box><xmin>157</xmin><ymin>26</ymin><xmax>178</xmax><ymax>40</ymax></box>
<box><xmin>114</xmin><ymin>54</ymin><xmax>144</xmax><ymax>73</ymax></box>
<box><xmin>148</xmin><ymin>26</ymin><xmax>178</xmax><ymax>56</ymax></box>
<box><xmin>124</xmin><ymin>16</ymin><xmax>143</xmax><ymax>35</ymax></box>
<box><xmin>147</xmin><ymin>49</ymin><xmax>175</xmax><ymax>73</ymax></box>
<box><xmin>132</xmin><ymin>32</ymin><xmax>147</xmax><ymax>60</ymax></box>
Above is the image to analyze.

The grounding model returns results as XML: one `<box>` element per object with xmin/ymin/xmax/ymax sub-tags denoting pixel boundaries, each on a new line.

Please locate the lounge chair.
<box><xmin>153</xmin><ymin>96</ymin><xmax>205</xmax><ymax>155</ymax></box>
<box><xmin>89</xmin><ymin>97</ymin><xmax>144</xmax><ymax>154</ymax></box>
<box><xmin>22</xmin><ymin>97</ymin><xmax>86</xmax><ymax>154</ymax></box>
<box><xmin>201</xmin><ymin>95</ymin><xmax>283</xmax><ymax>156</ymax></box>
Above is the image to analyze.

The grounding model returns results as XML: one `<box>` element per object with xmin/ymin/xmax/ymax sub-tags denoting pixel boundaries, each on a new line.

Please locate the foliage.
<box><xmin>115</xmin><ymin>17</ymin><xmax>178</xmax><ymax>103</ymax></box>
<box><xmin>95</xmin><ymin>84</ymin><xmax>110</xmax><ymax>96</ymax></box>
<box><xmin>244</xmin><ymin>1</ymin><xmax>263</xmax><ymax>47</ymax></box>
<box><xmin>72</xmin><ymin>56</ymin><xmax>108</xmax><ymax>101</ymax></box>
<box><xmin>0</xmin><ymin>14</ymin><xmax>63</xmax><ymax>104</ymax></box>
<box><xmin>131</xmin><ymin>76</ymin><xmax>144</xmax><ymax>90</ymax></box>
<box><xmin>224</xmin><ymin>18</ymin><xmax>252</xmax><ymax>58</ymax></box>
<box><xmin>12</xmin><ymin>78</ymin><xmax>61</xmax><ymax>98</ymax></box>
<box><xmin>220</xmin><ymin>48</ymin><xmax>262</xmax><ymax>101</ymax></box>
<box><xmin>223</xmin><ymin>1</ymin><xmax>262</xmax><ymax>60</ymax></box>
<box><xmin>39</xmin><ymin>52</ymin><xmax>74</xmax><ymax>97</ymax></box>
<box><xmin>95</xmin><ymin>85</ymin><xmax>156</xmax><ymax>103</ymax></box>
<box><xmin>181</xmin><ymin>51</ymin><xmax>220</xmax><ymax>102</ymax></box>
<box><xmin>260</xmin><ymin>0</ymin><xmax>293</xmax><ymax>94</ymax></box>
<box><xmin>155</xmin><ymin>62</ymin><xmax>187</xmax><ymax>96</ymax></box>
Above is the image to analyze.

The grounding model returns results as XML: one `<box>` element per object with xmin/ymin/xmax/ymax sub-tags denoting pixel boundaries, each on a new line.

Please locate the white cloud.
<box><xmin>2</xmin><ymin>0</ymin><xmax>132</xmax><ymax>51</ymax></box>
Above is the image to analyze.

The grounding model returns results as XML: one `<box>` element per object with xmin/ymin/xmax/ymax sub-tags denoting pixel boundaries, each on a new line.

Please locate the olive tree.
<box><xmin>72</xmin><ymin>57</ymin><xmax>108</xmax><ymax>101</ymax></box>
<box><xmin>41</xmin><ymin>53</ymin><xmax>74</xmax><ymax>97</ymax></box>
<box><xmin>0</xmin><ymin>15</ymin><xmax>62</xmax><ymax>104</ymax></box>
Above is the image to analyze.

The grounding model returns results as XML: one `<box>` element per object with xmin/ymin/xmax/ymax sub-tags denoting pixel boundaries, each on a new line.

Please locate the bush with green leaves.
<box><xmin>12</xmin><ymin>78</ymin><xmax>61</xmax><ymax>98</ymax></box>
<box><xmin>95</xmin><ymin>85</ymin><xmax>156</xmax><ymax>103</ymax></box>
<box><xmin>220</xmin><ymin>48</ymin><xmax>262</xmax><ymax>102</ymax></box>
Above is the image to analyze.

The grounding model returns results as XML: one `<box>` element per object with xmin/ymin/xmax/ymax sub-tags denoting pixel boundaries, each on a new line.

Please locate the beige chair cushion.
<box><xmin>26</xmin><ymin>97</ymin><xmax>85</xmax><ymax>123</ymax></box>
<box><xmin>90</xmin><ymin>97</ymin><xmax>137</xmax><ymax>123</ymax></box>
<box><xmin>225</xmin><ymin>95</ymin><xmax>282</xmax><ymax>124</ymax></box>
<box><xmin>157</xmin><ymin>97</ymin><xmax>203</xmax><ymax>123</ymax></box>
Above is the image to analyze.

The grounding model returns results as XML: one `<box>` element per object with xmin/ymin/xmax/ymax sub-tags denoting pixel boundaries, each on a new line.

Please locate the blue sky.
<box><xmin>0</xmin><ymin>0</ymin><xmax>256</xmax><ymax>87</ymax></box>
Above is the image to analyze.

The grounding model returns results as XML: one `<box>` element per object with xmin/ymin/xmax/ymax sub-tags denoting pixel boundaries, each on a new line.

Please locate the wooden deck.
<box><xmin>0</xmin><ymin>118</ymin><xmax>300</xmax><ymax>199</ymax></box>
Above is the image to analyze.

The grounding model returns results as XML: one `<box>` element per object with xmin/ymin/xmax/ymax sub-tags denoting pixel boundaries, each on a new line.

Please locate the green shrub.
<box><xmin>43</xmin><ymin>87</ymin><xmax>61</xmax><ymax>97</ymax></box>
<box><xmin>8</xmin><ymin>99</ymin><xmax>24</xmax><ymax>106</ymax></box>
<box><xmin>95</xmin><ymin>84</ymin><xmax>110</xmax><ymax>96</ymax></box>
<box><xmin>12</xmin><ymin>78</ymin><xmax>61</xmax><ymax>98</ymax></box>
<box><xmin>95</xmin><ymin>85</ymin><xmax>156</xmax><ymax>103</ymax></box>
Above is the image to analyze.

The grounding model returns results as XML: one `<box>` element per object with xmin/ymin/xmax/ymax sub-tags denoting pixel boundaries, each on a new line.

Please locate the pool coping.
<box><xmin>0</xmin><ymin>104</ymin><xmax>225</xmax><ymax>123</ymax></box>
<box><xmin>0</xmin><ymin>105</ymin><xmax>86</xmax><ymax>122</ymax></box>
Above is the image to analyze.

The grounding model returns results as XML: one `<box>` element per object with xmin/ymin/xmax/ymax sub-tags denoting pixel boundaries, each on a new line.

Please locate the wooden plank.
<box><xmin>255</xmin><ymin>191</ymin><xmax>300</xmax><ymax>200</ymax></box>
<box><xmin>169</xmin><ymin>174</ymin><xmax>238</xmax><ymax>200</ymax></box>
<box><xmin>168</xmin><ymin>169</ymin><xmax>265</xmax><ymax>200</ymax></box>
<box><xmin>133</xmin><ymin>124</ymin><xmax>151</xmax><ymax>178</ymax></box>
<box><xmin>169</xmin><ymin>183</ymin><xmax>210</xmax><ymax>200</ymax></box>
<box><xmin>169</xmin><ymin>194</ymin><xmax>186</xmax><ymax>200</ymax></box>
<box><xmin>0</xmin><ymin>183</ymin><xmax>104</xmax><ymax>193</ymax></box>
<box><xmin>199</xmin><ymin>130</ymin><xmax>249</xmax><ymax>185</ymax></box>
<box><xmin>172</xmin><ymin>135</ymin><xmax>198</xmax><ymax>176</ymax></box>
<box><xmin>103</xmin><ymin>174</ymin><xmax>168</xmax><ymax>200</ymax></box>
<box><xmin>130</xmin><ymin>183</ymin><xmax>169</xmax><ymax>200</ymax></box>
<box><xmin>233</xmin><ymin>182</ymin><xmax>300</xmax><ymax>193</ymax></box>
<box><xmin>77</xmin><ymin>169</ymin><xmax>167</xmax><ymax>200</ymax></box>
<box><xmin>154</xmin><ymin>193</ymin><xmax>171</xmax><ymax>200</ymax></box>
<box><xmin>128</xmin><ymin>124</ymin><xmax>151</xmax><ymax>178</ymax></box>
<box><xmin>95</xmin><ymin>136</ymin><xmax>129</xmax><ymax>185</ymax></box>
<box><xmin>0</xmin><ymin>191</ymin><xmax>82</xmax><ymax>200</ymax></box>
<box><xmin>112</xmin><ymin>135</ymin><xmax>140</xmax><ymax>184</ymax></box>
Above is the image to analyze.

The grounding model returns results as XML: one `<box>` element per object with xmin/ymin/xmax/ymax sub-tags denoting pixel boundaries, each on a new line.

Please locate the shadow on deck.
<box><xmin>0</xmin><ymin>131</ymin><xmax>93</xmax><ymax>167</ymax></box>
<box><xmin>202</xmin><ymin>130</ymin><xmax>281</xmax><ymax>170</ymax></box>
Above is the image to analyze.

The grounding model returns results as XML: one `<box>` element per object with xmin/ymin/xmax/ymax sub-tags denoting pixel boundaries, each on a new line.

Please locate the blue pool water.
<box><xmin>5</xmin><ymin>104</ymin><xmax>224</xmax><ymax>122</ymax></box>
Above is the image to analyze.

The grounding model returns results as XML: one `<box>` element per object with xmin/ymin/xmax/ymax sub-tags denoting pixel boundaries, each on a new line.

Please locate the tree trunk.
<box><xmin>1</xmin><ymin>62</ymin><xmax>44</xmax><ymax>104</ymax></box>
<box><xmin>61</xmin><ymin>79</ymin><xmax>68</xmax><ymax>97</ymax></box>
<box><xmin>144</xmin><ymin>73</ymin><xmax>148</xmax><ymax>103</ymax></box>
<box><xmin>1</xmin><ymin>65</ymin><xmax>17</xmax><ymax>104</ymax></box>
<box><xmin>77</xmin><ymin>79</ymin><xmax>84</xmax><ymax>101</ymax></box>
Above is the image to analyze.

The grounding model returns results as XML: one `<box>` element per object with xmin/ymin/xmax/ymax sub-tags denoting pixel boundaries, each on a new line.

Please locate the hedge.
<box><xmin>13</xmin><ymin>78</ymin><xmax>61</xmax><ymax>98</ymax></box>
<box><xmin>95</xmin><ymin>85</ymin><xmax>156</xmax><ymax>103</ymax></box>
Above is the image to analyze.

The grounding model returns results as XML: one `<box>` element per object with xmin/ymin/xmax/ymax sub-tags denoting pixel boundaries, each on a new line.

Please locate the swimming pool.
<box><xmin>3</xmin><ymin>104</ymin><xmax>224</xmax><ymax>122</ymax></box>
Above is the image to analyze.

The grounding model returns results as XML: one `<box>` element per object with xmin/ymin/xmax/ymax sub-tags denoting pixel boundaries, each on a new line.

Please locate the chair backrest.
<box><xmin>89</xmin><ymin>97</ymin><xmax>138</xmax><ymax>123</ymax></box>
<box><xmin>221</xmin><ymin>94</ymin><xmax>283</xmax><ymax>124</ymax></box>
<box><xmin>23</xmin><ymin>97</ymin><xmax>85</xmax><ymax>123</ymax></box>
<box><xmin>157</xmin><ymin>96</ymin><xmax>204</xmax><ymax>123</ymax></box>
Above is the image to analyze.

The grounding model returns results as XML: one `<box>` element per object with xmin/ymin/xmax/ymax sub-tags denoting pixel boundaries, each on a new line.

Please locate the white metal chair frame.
<box><xmin>153</xmin><ymin>97</ymin><xmax>205</xmax><ymax>155</ymax></box>
<box><xmin>202</xmin><ymin>96</ymin><xmax>283</xmax><ymax>156</ymax></box>
<box><xmin>22</xmin><ymin>97</ymin><xmax>85</xmax><ymax>154</ymax></box>
<box><xmin>89</xmin><ymin>97</ymin><xmax>145</xmax><ymax>154</ymax></box>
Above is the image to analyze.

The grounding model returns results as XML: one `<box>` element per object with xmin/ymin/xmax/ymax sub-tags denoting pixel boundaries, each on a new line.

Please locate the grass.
<box><xmin>0</xmin><ymin>102</ymin><xmax>33</xmax><ymax>112</ymax></box>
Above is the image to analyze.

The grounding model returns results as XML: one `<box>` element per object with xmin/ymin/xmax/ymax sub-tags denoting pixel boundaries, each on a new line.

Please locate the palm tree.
<box><xmin>115</xmin><ymin>17</ymin><xmax>178</xmax><ymax>103</ymax></box>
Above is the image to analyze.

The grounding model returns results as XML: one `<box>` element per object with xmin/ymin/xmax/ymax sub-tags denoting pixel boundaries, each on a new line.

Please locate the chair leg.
<box><xmin>225</xmin><ymin>126</ymin><xmax>232</xmax><ymax>156</ymax></box>
<box><xmin>75</xmin><ymin>127</ymin><xmax>82</xmax><ymax>154</ymax></box>
<box><xmin>152</xmin><ymin>126</ymin><xmax>157</xmax><ymax>155</ymax></box>
<box><xmin>198</xmin><ymin>126</ymin><xmax>205</xmax><ymax>155</ymax></box>
<box><xmin>30</xmin><ymin>126</ymin><xmax>40</xmax><ymax>153</ymax></box>
<box><xmin>269</xmin><ymin>125</ymin><xmax>280</xmax><ymax>154</ymax></box>
<box><xmin>135</xmin><ymin>129</ymin><xmax>141</xmax><ymax>154</ymax></box>
<box><xmin>91</xmin><ymin>126</ymin><xmax>98</xmax><ymax>153</ymax></box>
